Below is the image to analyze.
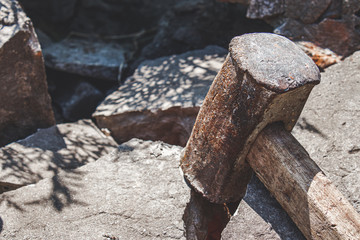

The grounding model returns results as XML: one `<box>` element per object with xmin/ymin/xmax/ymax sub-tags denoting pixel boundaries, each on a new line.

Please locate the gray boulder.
<box><xmin>43</xmin><ymin>38</ymin><xmax>126</xmax><ymax>82</ymax></box>
<box><xmin>0</xmin><ymin>119</ymin><xmax>117</xmax><ymax>193</ymax></box>
<box><xmin>93</xmin><ymin>46</ymin><xmax>227</xmax><ymax>146</ymax></box>
<box><xmin>0</xmin><ymin>0</ymin><xmax>55</xmax><ymax>147</ymax></box>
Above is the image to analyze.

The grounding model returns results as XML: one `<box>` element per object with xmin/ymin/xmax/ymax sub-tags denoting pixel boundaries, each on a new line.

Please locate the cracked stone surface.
<box><xmin>93</xmin><ymin>46</ymin><xmax>227</xmax><ymax>146</ymax></box>
<box><xmin>0</xmin><ymin>139</ymin><xmax>188</xmax><ymax>239</ymax></box>
<box><xmin>0</xmin><ymin>119</ymin><xmax>117</xmax><ymax>193</ymax></box>
<box><xmin>292</xmin><ymin>51</ymin><xmax>360</xmax><ymax>212</ymax></box>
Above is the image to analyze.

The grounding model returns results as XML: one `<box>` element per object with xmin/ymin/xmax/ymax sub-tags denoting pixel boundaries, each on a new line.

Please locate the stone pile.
<box><xmin>222</xmin><ymin>0</ymin><xmax>360</xmax><ymax>57</ymax></box>
<box><xmin>0</xmin><ymin>0</ymin><xmax>359</xmax><ymax>239</ymax></box>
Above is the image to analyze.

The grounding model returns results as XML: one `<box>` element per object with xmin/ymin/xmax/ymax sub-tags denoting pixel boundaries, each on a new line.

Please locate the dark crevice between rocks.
<box><xmin>46</xmin><ymin>68</ymin><xmax>117</xmax><ymax>123</ymax></box>
<box><xmin>183</xmin><ymin>189</ymin><xmax>241</xmax><ymax>240</ymax></box>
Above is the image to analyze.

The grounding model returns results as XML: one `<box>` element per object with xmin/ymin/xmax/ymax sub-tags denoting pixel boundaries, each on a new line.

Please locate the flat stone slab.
<box><xmin>0</xmin><ymin>139</ymin><xmax>304</xmax><ymax>239</ymax></box>
<box><xmin>0</xmin><ymin>119</ymin><xmax>117</xmax><ymax>193</ymax></box>
<box><xmin>43</xmin><ymin>38</ymin><xmax>126</xmax><ymax>81</ymax></box>
<box><xmin>0</xmin><ymin>139</ymin><xmax>188</xmax><ymax>239</ymax></box>
<box><xmin>292</xmin><ymin>51</ymin><xmax>360</xmax><ymax>212</ymax></box>
<box><xmin>93</xmin><ymin>45</ymin><xmax>227</xmax><ymax>146</ymax></box>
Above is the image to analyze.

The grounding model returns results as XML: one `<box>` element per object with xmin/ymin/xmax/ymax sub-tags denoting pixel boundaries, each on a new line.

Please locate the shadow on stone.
<box><xmin>296</xmin><ymin>117</ymin><xmax>328</xmax><ymax>139</ymax></box>
<box><xmin>0</xmin><ymin>120</ymin><xmax>117</xmax><ymax>212</ymax></box>
<box><xmin>243</xmin><ymin>176</ymin><xmax>305</xmax><ymax>240</ymax></box>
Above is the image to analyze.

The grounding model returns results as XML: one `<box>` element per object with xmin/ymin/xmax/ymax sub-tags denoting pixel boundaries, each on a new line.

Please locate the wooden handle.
<box><xmin>246</xmin><ymin>123</ymin><xmax>360</xmax><ymax>240</ymax></box>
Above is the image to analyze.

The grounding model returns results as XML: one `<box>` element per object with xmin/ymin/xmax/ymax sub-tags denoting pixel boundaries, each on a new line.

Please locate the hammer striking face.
<box><xmin>180</xmin><ymin>33</ymin><xmax>320</xmax><ymax>204</ymax></box>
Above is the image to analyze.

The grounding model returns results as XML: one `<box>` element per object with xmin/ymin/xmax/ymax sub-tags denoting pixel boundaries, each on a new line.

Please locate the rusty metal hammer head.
<box><xmin>180</xmin><ymin>33</ymin><xmax>320</xmax><ymax>204</ymax></box>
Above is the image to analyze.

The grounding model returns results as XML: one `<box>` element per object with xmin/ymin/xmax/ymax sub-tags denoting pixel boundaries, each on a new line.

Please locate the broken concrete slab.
<box><xmin>292</xmin><ymin>51</ymin><xmax>360</xmax><ymax>212</ymax></box>
<box><xmin>93</xmin><ymin>46</ymin><xmax>227</xmax><ymax>146</ymax></box>
<box><xmin>0</xmin><ymin>139</ymin><xmax>305</xmax><ymax>239</ymax></box>
<box><xmin>0</xmin><ymin>0</ymin><xmax>55</xmax><ymax>147</ymax></box>
<box><xmin>0</xmin><ymin>119</ymin><xmax>117</xmax><ymax>193</ymax></box>
<box><xmin>43</xmin><ymin>38</ymin><xmax>126</xmax><ymax>81</ymax></box>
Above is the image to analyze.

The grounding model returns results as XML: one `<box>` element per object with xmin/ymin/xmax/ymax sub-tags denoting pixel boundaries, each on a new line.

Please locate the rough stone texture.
<box><xmin>245</xmin><ymin>0</ymin><xmax>360</xmax><ymax>56</ymax></box>
<box><xmin>69</xmin><ymin>0</ymin><xmax>177</xmax><ymax>37</ymax></box>
<box><xmin>0</xmin><ymin>0</ymin><xmax>55</xmax><ymax>147</ymax></box>
<box><xmin>140</xmin><ymin>0</ymin><xmax>272</xmax><ymax>61</ymax></box>
<box><xmin>0</xmin><ymin>119</ymin><xmax>117</xmax><ymax>193</ymax></box>
<box><xmin>292</xmin><ymin>51</ymin><xmax>360</xmax><ymax>212</ymax></box>
<box><xmin>222</xmin><ymin>176</ymin><xmax>305</xmax><ymax>239</ymax></box>
<box><xmin>284</xmin><ymin>0</ymin><xmax>332</xmax><ymax>24</ymax></box>
<box><xmin>0</xmin><ymin>139</ymin><xmax>189</xmax><ymax>239</ymax></box>
<box><xmin>43</xmin><ymin>38</ymin><xmax>126</xmax><ymax>81</ymax></box>
<box><xmin>93</xmin><ymin>46</ymin><xmax>227</xmax><ymax>146</ymax></box>
<box><xmin>52</xmin><ymin>81</ymin><xmax>104</xmax><ymax>122</ymax></box>
<box><xmin>0</xmin><ymin>138</ymin><xmax>307</xmax><ymax>239</ymax></box>
<box><xmin>247</xmin><ymin>0</ymin><xmax>285</xmax><ymax>19</ymax></box>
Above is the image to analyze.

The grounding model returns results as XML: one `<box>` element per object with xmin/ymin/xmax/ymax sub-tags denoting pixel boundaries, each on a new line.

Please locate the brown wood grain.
<box><xmin>247</xmin><ymin>123</ymin><xmax>360</xmax><ymax>240</ymax></box>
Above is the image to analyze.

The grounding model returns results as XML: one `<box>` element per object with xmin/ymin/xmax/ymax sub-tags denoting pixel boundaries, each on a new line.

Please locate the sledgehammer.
<box><xmin>181</xmin><ymin>33</ymin><xmax>360</xmax><ymax>239</ymax></box>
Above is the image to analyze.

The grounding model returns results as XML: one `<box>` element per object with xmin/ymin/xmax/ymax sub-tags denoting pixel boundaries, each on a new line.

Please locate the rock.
<box><xmin>52</xmin><ymin>81</ymin><xmax>104</xmax><ymax>122</ymax></box>
<box><xmin>245</xmin><ymin>0</ymin><xmax>360</xmax><ymax>57</ymax></box>
<box><xmin>0</xmin><ymin>138</ymin><xmax>308</xmax><ymax>239</ymax></box>
<box><xmin>0</xmin><ymin>119</ymin><xmax>117</xmax><ymax>193</ymax></box>
<box><xmin>295</xmin><ymin>41</ymin><xmax>341</xmax><ymax>69</ymax></box>
<box><xmin>292</xmin><ymin>50</ymin><xmax>360</xmax><ymax>211</ymax></box>
<box><xmin>217</xmin><ymin>0</ymin><xmax>250</xmax><ymax>3</ymax></box>
<box><xmin>140</xmin><ymin>0</ymin><xmax>272</xmax><ymax>60</ymax></box>
<box><xmin>93</xmin><ymin>46</ymin><xmax>227</xmax><ymax>146</ymax></box>
<box><xmin>247</xmin><ymin>0</ymin><xmax>285</xmax><ymax>19</ymax></box>
<box><xmin>0</xmin><ymin>0</ymin><xmax>55</xmax><ymax>147</ymax></box>
<box><xmin>222</xmin><ymin>176</ymin><xmax>305</xmax><ymax>239</ymax></box>
<box><xmin>43</xmin><ymin>38</ymin><xmax>126</xmax><ymax>82</ymax></box>
<box><xmin>0</xmin><ymin>139</ymin><xmax>188</xmax><ymax>239</ymax></box>
<box><xmin>70</xmin><ymin>0</ymin><xmax>177</xmax><ymax>37</ymax></box>
<box><xmin>283</xmin><ymin>0</ymin><xmax>331</xmax><ymax>24</ymax></box>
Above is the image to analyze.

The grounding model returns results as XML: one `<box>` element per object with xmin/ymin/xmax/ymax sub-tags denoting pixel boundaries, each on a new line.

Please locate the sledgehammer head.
<box><xmin>180</xmin><ymin>33</ymin><xmax>320</xmax><ymax>204</ymax></box>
